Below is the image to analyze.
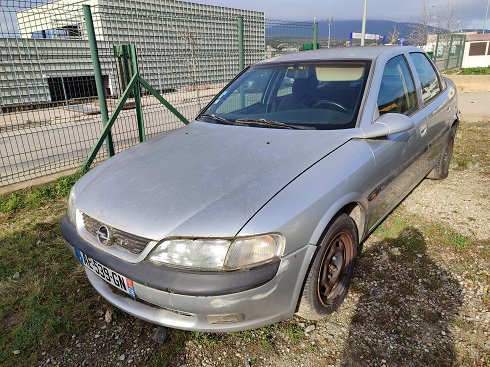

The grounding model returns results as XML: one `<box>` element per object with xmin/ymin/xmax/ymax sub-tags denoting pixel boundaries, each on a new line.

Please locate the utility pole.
<box><xmin>484</xmin><ymin>0</ymin><xmax>489</xmax><ymax>34</ymax></box>
<box><xmin>361</xmin><ymin>0</ymin><xmax>368</xmax><ymax>46</ymax></box>
<box><xmin>313</xmin><ymin>17</ymin><xmax>318</xmax><ymax>50</ymax></box>
<box><xmin>328</xmin><ymin>17</ymin><xmax>333</xmax><ymax>48</ymax></box>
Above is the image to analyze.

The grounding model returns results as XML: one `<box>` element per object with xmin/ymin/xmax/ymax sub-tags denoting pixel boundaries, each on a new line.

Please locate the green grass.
<box><xmin>0</xmin><ymin>173</ymin><xmax>81</xmax><ymax>215</ymax></box>
<box><xmin>459</xmin><ymin>66</ymin><xmax>490</xmax><ymax>75</ymax></box>
<box><xmin>0</xmin><ymin>173</ymin><xmax>103</xmax><ymax>366</ymax></box>
<box><xmin>445</xmin><ymin>66</ymin><xmax>490</xmax><ymax>75</ymax></box>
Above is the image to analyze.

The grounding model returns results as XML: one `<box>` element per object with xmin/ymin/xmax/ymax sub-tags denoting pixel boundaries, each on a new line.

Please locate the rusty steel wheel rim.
<box><xmin>317</xmin><ymin>231</ymin><xmax>353</xmax><ymax>306</ymax></box>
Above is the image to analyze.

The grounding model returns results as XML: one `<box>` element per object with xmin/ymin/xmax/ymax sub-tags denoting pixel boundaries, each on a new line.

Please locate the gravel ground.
<box><xmin>403</xmin><ymin>169</ymin><xmax>490</xmax><ymax>240</ymax></box>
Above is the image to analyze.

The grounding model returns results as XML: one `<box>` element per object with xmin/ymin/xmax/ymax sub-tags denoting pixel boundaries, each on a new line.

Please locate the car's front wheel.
<box><xmin>296</xmin><ymin>213</ymin><xmax>358</xmax><ymax>320</ymax></box>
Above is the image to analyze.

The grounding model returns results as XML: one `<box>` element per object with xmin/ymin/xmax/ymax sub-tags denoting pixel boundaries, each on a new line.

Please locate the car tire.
<box><xmin>296</xmin><ymin>213</ymin><xmax>358</xmax><ymax>321</ymax></box>
<box><xmin>427</xmin><ymin>124</ymin><xmax>457</xmax><ymax>180</ymax></box>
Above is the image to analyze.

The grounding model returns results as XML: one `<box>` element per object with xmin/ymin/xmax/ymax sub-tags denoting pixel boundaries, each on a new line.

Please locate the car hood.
<box><xmin>75</xmin><ymin>121</ymin><xmax>355</xmax><ymax>240</ymax></box>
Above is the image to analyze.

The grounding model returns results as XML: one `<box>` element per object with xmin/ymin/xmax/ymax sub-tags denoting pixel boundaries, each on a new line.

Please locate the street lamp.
<box><xmin>328</xmin><ymin>17</ymin><xmax>333</xmax><ymax>48</ymax></box>
<box><xmin>361</xmin><ymin>0</ymin><xmax>368</xmax><ymax>46</ymax></box>
<box><xmin>484</xmin><ymin>0</ymin><xmax>490</xmax><ymax>34</ymax></box>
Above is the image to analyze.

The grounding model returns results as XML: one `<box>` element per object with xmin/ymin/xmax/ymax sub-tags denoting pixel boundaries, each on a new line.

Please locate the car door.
<box><xmin>408</xmin><ymin>52</ymin><xmax>452</xmax><ymax>166</ymax></box>
<box><xmin>364</xmin><ymin>54</ymin><xmax>431</xmax><ymax>232</ymax></box>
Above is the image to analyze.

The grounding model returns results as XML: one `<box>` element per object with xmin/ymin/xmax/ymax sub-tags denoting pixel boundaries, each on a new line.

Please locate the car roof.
<box><xmin>257</xmin><ymin>45</ymin><xmax>424</xmax><ymax>64</ymax></box>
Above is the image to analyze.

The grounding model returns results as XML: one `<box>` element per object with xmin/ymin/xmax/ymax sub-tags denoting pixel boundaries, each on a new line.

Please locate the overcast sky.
<box><xmin>189</xmin><ymin>0</ymin><xmax>488</xmax><ymax>30</ymax></box>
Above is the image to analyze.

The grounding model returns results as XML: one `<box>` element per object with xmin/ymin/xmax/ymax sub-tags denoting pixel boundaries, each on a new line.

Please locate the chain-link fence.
<box><xmin>0</xmin><ymin>0</ymin><xmax>265</xmax><ymax>187</ymax></box>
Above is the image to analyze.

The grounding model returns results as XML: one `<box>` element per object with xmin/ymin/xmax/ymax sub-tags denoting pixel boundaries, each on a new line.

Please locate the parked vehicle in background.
<box><xmin>61</xmin><ymin>46</ymin><xmax>459</xmax><ymax>332</ymax></box>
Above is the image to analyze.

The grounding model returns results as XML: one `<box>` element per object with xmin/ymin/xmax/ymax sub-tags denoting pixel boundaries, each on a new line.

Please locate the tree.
<box><xmin>388</xmin><ymin>24</ymin><xmax>401</xmax><ymax>45</ymax></box>
<box><xmin>410</xmin><ymin>0</ymin><xmax>434</xmax><ymax>46</ymax></box>
<box><xmin>435</xmin><ymin>0</ymin><xmax>462</xmax><ymax>34</ymax></box>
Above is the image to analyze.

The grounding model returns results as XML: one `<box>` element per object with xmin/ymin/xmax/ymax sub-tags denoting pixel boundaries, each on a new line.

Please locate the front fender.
<box><xmin>237</xmin><ymin>140</ymin><xmax>375</xmax><ymax>254</ymax></box>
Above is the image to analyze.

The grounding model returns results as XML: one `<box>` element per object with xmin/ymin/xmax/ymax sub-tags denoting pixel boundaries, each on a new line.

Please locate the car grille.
<box><xmin>82</xmin><ymin>213</ymin><xmax>150</xmax><ymax>254</ymax></box>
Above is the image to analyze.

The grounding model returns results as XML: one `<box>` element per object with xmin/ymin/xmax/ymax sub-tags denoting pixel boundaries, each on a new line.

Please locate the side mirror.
<box><xmin>358</xmin><ymin>113</ymin><xmax>414</xmax><ymax>139</ymax></box>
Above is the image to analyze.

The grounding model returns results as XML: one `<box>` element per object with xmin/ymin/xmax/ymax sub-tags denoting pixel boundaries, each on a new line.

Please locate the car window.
<box><xmin>203</xmin><ymin>60</ymin><xmax>371</xmax><ymax>130</ymax></box>
<box><xmin>409</xmin><ymin>52</ymin><xmax>442</xmax><ymax>104</ymax></box>
<box><xmin>215</xmin><ymin>69</ymin><xmax>273</xmax><ymax>114</ymax></box>
<box><xmin>377</xmin><ymin>55</ymin><xmax>417</xmax><ymax>116</ymax></box>
<box><xmin>277</xmin><ymin>76</ymin><xmax>294</xmax><ymax>97</ymax></box>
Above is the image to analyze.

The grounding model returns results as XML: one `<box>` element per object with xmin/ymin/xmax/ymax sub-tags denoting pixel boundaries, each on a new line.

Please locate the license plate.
<box><xmin>75</xmin><ymin>248</ymin><xmax>136</xmax><ymax>299</ymax></box>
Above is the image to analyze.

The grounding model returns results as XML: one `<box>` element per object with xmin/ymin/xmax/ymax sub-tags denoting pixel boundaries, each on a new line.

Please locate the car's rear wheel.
<box><xmin>427</xmin><ymin>124</ymin><xmax>457</xmax><ymax>180</ymax></box>
<box><xmin>296</xmin><ymin>213</ymin><xmax>358</xmax><ymax>320</ymax></box>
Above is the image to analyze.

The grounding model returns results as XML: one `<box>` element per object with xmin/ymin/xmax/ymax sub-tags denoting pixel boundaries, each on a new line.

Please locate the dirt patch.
<box><xmin>403</xmin><ymin>170</ymin><xmax>490</xmax><ymax>240</ymax></box>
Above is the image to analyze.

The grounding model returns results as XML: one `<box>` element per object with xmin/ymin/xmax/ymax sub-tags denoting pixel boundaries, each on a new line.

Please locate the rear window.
<box><xmin>409</xmin><ymin>52</ymin><xmax>442</xmax><ymax>104</ymax></box>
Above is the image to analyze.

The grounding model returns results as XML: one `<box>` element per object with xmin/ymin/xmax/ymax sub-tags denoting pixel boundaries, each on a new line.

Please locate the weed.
<box><xmin>190</xmin><ymin>332</ymin><xmax>220</xmax><ymax>348</ymax></box>
<box><xmin>283</xmin><ymin>322</ymin><xmax>303</xmax><ymax>343</ymax></box>
<box><xmin>455</xmin><ymin>155</ymin><xmax>469</xmax><ymax>169</ymax></box>
<box><xmin>308</xmin><ymin>342</ymin><xmax>318</xmax><ymax>351</ymax></box>
<box><xmin>260</xmin><ymin>337</ymin><xmax>272</xmax><ymax>349</ymax></box>
<box><xmin>448</xmin><ymin>232</ymin><xmax>468</xmax><ymax>251</ymax></box>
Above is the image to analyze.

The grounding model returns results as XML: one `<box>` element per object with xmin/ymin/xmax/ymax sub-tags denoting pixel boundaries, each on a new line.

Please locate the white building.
<box><xmin>461</xmin><ymin>33</ymin><xmax>490</xmax><ymax>68</ymax></box>
<box><xmin>1</xmin><ymin>0</ymin><xmax>265</xmax><ymax>109</ymax></box>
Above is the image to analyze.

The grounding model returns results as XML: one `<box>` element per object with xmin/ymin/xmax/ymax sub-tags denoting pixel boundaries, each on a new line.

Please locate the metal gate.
<box><xmin>433</xmin><ymin>34</ymin><xmax>466</xmax><ymax>71</ymax></box>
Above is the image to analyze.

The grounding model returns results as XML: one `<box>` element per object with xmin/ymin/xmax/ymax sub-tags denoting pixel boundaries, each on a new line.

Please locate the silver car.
<box><xmin>62</xmin><ymin>46</ymin><xmax>458</xmax><ymax>332</ymax></box>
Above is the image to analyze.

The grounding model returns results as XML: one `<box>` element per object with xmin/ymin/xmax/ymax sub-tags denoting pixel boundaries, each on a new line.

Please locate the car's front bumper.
<box><xmin>61</xmin><ymin>216</ymin><xmax>317</xmax><ymax>332</ymax></box>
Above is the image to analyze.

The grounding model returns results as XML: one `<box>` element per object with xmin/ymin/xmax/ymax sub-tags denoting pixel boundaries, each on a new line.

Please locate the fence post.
<box><xmin>129</xmin><ymin>44</ymin><xmax>145</xmax><ymax>142</ymax></box>
<box><xmin>434</xmin><ymin>34</ymin><xmax>440</xmax><ymax>65</ymax></box>
<box><xmin>445</xmin><ymin>34</ymin><xmax>454</xmax><ymax>70</ymax></box>
<box><xmin>313</xmin><ymin>20</ymin><xmax>318</xmax><ymax>50</ymax></box>
<box><xmin>237</xmin><ymin>16</ymin><xmax>245</xmax><ymax>108</ymax></box>
<box><xmin>83</xmin><ymin>4</ymin><xmax>115</xmax><ymax>157</ymax></box>
<box><xmin>456</xmin><ymin>35</ymin><xmax>466</xmax><ymax>68</ymax></box>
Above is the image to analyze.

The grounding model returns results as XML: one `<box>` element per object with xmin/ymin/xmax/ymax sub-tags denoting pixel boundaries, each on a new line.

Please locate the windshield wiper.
<box><xmin>200</xmin><ymin>114</ymin><xmax>236</xmax><ymax>126</ymax></box>
<box><xmin>235</xmin><ymin>118</ymin><xmax>316</xmax><ymax>130</ymax></box>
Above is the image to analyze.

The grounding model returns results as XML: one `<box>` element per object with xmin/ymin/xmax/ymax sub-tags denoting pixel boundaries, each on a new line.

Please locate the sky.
<box><xmin>1</xmin><ymin>0</ymin><xmax>488</xmax><ymax>35</ymax></box>
<box><xmin>188</xmin><ymin>0</ymin><xmax>489</xmax><ymax>30</ymax></box>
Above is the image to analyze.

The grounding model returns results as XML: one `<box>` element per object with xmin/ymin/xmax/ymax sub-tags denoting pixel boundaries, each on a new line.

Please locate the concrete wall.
<box><xmin>445</xmin><ymin>75</ymin><xmax>490</xmax><ymax>92</ymax></box>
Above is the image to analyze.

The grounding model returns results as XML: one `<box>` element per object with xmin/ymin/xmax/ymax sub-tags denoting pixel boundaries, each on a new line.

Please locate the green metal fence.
<box><xmin>0</xmin><ymin>0</ymin><xmax>320</xmax><ymax>188</ymax></box>
<box><xmin>0</xmin><ymin>0</ymin><xmax>264</xmax><ymax>187</ymax></box>
<box><xmin>432</xmin><ymin>34</ymin><xmax>466</xmax><ymax>71</ymax></box>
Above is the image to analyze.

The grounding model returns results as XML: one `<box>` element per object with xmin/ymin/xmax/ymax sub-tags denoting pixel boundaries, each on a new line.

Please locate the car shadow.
<box><xmin>339</xmin><ymin>227</ymin><xmax>462</xmax><ymax>367</ymax></box>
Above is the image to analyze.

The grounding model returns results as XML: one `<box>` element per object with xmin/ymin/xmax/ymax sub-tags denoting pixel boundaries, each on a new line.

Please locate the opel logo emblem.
<box><xmin>96</xmin><ymin>225</ymin><xmax>113</xmax><ymax>246</ymax></box>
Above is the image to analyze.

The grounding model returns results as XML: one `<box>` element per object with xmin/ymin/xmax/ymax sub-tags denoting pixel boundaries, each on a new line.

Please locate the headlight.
<box><xmin>67</xmin><ymin>188</ymin><xmax>77</xmax><ymax>224</ymax></box>
<box><xmin>148</xmin><ymin>234</ymin><xmax>285</xmax><ymax>271</ymax></box>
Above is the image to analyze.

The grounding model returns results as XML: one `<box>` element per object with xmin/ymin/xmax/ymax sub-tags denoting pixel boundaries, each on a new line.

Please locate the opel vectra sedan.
<box><xmin>62</xmin><ymin>46</ymin><xmax>458</xmax><ymax>331</ymax></box>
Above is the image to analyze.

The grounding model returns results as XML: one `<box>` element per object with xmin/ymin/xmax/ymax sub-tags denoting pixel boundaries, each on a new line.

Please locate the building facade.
<box><xmin>1</xmin><ymin>0</ymin><xmax>265</xmax><ymax>109</ymax></box>
<box><xmin>461</xmin><ymin>33</ymin><xmax>490</xmax><ymax>68</ymax></box>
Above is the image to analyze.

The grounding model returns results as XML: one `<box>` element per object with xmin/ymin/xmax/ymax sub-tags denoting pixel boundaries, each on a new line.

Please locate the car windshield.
<box><xmin>200</xmin><ymin>60</ymin><xmax>371</xmax><ymax>130</ymax></box>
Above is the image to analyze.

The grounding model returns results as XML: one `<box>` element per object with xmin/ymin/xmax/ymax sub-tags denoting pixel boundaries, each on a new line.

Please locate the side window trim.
<box><xmin>400</xmin><ymin>54</ymin><xmax>420</xmax><ymax>116</ymax></box>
